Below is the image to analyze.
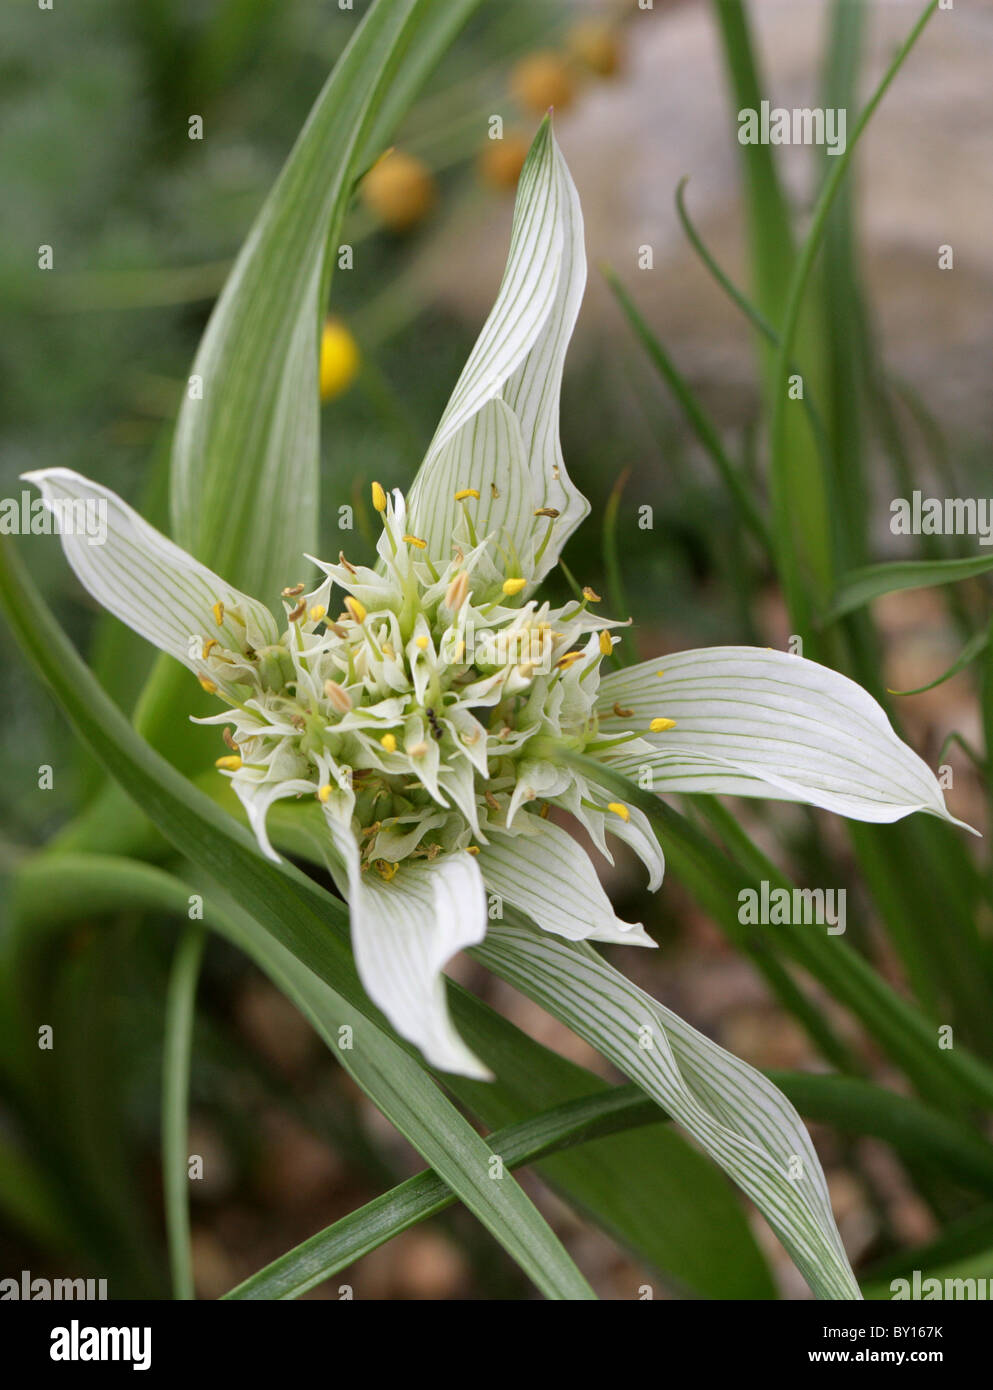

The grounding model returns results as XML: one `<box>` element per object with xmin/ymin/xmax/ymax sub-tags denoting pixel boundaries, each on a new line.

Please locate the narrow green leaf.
<box><xmin>771</xmin><ymin>1072</ymin><xmax>993</xmax><ymax>1199</ymax></box>
<box><xmin>226</xmin><ymin>1086</ymin><xmax>661</xmax><ymax>1300</ymax></box>
<box><xmin>824</xmin><ymin>556</ymin><xmax>993</xmax><ymax>625</ymax></box>
<box><xmin>170</xmin><ymin>0</ymin><xmax>483</xmax><ymax>600</ymax></box>
<box><xmin>161</xmin><ymin>925</ymin><xmax>205</xmax><ymax>1301</ymax></box>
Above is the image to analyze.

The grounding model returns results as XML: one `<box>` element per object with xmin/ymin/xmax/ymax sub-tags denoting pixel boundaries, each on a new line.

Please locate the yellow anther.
<box><xmin>607</xmin><ymin>802</ymin><xmax>630</xmax><ymax>822</ymax></box>
<box><xmin>453</xmin><ymin>640</ymin><xmax>465</xmax><ymax>661</ymax></box>
<box><xmin>317</xmin><ymin>784</ymin><xmax>333</xmax><ymax>804</ymax></box>
<box><xmin>202</xmin><ymin>638</ymin><xmax>219</xmax><ymax>660</ymax></box>
<box><xmin>650</xmin><ymin>717</ymin><xmax>676</xmax><ymax>733</ymax></box>
<box><xmin>199</xmin><ymin>677</ymin><xmax>218</xmax><ymax>694</ymax></box>
<box><xmin>598</xmin><ymin>631</ymin><xmax>612</xmax><ymax>656</ymax></box>
<box><xmin>381</xmin><ymin>641</ymin><xmax>396</xmax><ymax>659</ymax></box>
<box><xmin>466</xmin><ymin>845</ymin><xmax>480</xmax><ymax>856</ymax></box>
<box><xmin>539</xmin><ymin>803</ymin><xmax>551</xmax><ymax>819</ymax></box>
<box><xmin>655</xmin><ymin>670</ymin><xmax>666</xmax><ymax>678</ymax></box>
<box><xmin>583</xmin><ymin>586</ymin><xmax>602</xmax><ymax>603</ymax></box>
<box><xmin>415</xmin><ymin>635</ymin><xmax>429</xmax><ymax>651</ymax></box>
<box><xmin>502</xmin><ymin>577</ymin><xmax>527</xmax><ymax>596</ymax></box>
<box><xmin>309</xmin><ymin>605</ymin><xmax>327</xmax><ymax>623</ymax></box>
<box><xmin>214</xmin><ymin>755</ymin><xmax>242</xmax><ymax>772</ymax></box>
<box><xmin>371</xmin><ymin>481</ymin><xmax>387</xmax><ymax>512</ymax></box>
<box><xmin>212</xmin><ymin>601</ymin><xmax>224</xmax><ymax>627</ymax></box>
<box><xmin>380</xmin><ymin>733</ymin><xmax>398</xmax><ymax>753</ymax></box>
<box><xmin>373</xmin><ymin>859</ymin><xmax>399</xmax><ymax>881</ymax></box>
<box><xmin>402</xmin><ymin>534</ymin><xmax>427</xmax><ymax>550</ymax></box>
<box><xmin>555</xmin><ymin>650</ymin><xmax>584</xmax><ymax>670</ymax></box>
<box><xmin>344</xmin><ymin>596</ymin><xmax>366</xmax><ymax>624</ymax></box>
<box><xmin>454</xmin><ymin>488</ymin><xmax>480</xmax><ymax>502</ymax></box>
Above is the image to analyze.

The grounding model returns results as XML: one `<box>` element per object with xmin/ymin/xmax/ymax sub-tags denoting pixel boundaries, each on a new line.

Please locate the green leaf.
<box><xmin>824</xmin><ymin>555</ymin><xmax>993</xmax><ymax>625</ymax></box>
<box><xmin>771</xmin><ymin>1072</ymin><xmax>993</xmax><ymax>1199</ymax></box>
<box><xmin>226</xmin><ymin>1086</ymin><xmax>661</xmax><ymax>1300</ymax></box>
<box><xmin>170</xmin><ymin>0</ymin><xmax>484</xmax><ymax>601</ymax></box>
<box><xmin>162</xmin><ymin>925</ymin><xmax>205</xmax><ymax>1301</ymax></box>
<box><xmin>888</xmin><ymin>622</ymin><xmax>992</xmax><ymax>697</ymax></box>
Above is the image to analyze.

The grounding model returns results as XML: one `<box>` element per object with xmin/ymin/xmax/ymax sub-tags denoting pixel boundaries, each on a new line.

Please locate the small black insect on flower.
<box><xmin>425</xmin><ymin>706</ymin><xmax>443</xmax><ymax>741</ymax></box>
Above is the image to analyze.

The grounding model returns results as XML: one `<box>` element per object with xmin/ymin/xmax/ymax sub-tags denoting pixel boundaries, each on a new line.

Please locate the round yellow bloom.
<box><xmin>510</xmin><ymin>52</ymin><xmax>575</xmax><ymax>116</ymax></box>
<box><xmin>478</xmin><ymin>132</ymin><xmax>530</xmax><ymax>189</ymax></box>
<box><xmin>567</xmin><ymin>21</ymin><xmax>622</xmax><ymax>77</ymax></box>
<box><xmin>361</xmin><ymin>150</ymin><xmax>436</xmax><ymax>232</ymax></box>
<box><xmin>319</xmin><ymin>318</ymin><xmax>359</xmax><ymax>401</ymax></box>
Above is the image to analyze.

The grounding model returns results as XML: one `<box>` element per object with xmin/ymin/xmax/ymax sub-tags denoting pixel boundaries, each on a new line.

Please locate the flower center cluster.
<box><xmin>193</xmin><ymin>485</ymin><xmax>664</xmax><ymax>875</ymax></box>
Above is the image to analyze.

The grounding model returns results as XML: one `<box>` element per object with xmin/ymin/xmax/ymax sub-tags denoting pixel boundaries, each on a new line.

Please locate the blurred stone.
<box><xmin>235</xmin><ymin>978</ymin><xmax>319</xmax><ymax>1077</ymax></box>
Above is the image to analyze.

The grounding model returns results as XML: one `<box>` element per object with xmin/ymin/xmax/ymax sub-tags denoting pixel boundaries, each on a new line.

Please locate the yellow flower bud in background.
<box><xmin>510</xmin><ymin>52</ymin><xmax>575</xmax><ymax>116</ymax></box>
<box><xmin>361</xmin><ymin>149</ymin><xmax>436</xmax><ymax>232</ymax></box>
<box><xmin>478</xmin><ymin>132</ymin><xmax>530</xmax><ymax>189</ymax></box>
<box><xmin>567</xmin><ymin>21</ymin><xmax>622</xmax><ymax>78</ymax></box>
<box><xmin>319</xmin><ymin>318</ymin><xmax>359</xmax><ymax>401</ymax></box>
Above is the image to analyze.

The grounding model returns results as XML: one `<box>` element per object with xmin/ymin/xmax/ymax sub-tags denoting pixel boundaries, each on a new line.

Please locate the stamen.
<box><xmin>344</xmin><ymin>596</ymin><xmax>367</xmax><ymax>624</ymax></box>
<box><xmin>402</xmin><ymin>534</ymin><xmax>427</xmax><ymax>550</ymax></box>
<box><xmin>538</xmin><ymin>803</ymin><xmax>550</xmax><ymax>819</ymax></box>
<box><xmin>650</xmin><ymin>717</ymin><xmax>676</xmax><ymax>732</ymax></box>
<box><xmin>309</xmin><ymin>604</ymin><xmax>327</xmax><ymax>623</ymax></box>
<box><xmin>408</xmin><ymin>741</ymin><xmax>429</xmax><ymax>757</ymax></box>
<box><xmin>288</xmin><ymin>598</ymin><xmax>307</xmax><ymax>622</ymax></box>
<box><xmin>599</xmin><ymin>632</ymin><xmax>612</xmax><ymax>657</ymax></box>
<box><xmin>373</xmin><ymin>859</ymin><xmax>399</xmax><ymax>881</ymax></box>
<box><xmin>612</xmin><ymin>701</ymin><xmax>634</xmax><ymax>718</ymax></box>
<box><xmin>199</xmin><ymin>677</ymin><xmax>218</xmax><ymax>694</ymax></box>
<box><xmin>583</xmin><ymin>586</ymin><xmax>602</xmax><ymax>603</ymax></box>
<box><xmin>555</xmin><ymin>650</ymin><xmax>584</xmax><ymax>670</ymax></box>
<box><xmin>380</xmin><ymin>733</ymin><xmax>398</xmax><ymax>753</ymax></box>
<box><xmin>214</xmin><ymin>755</ymin><xmax>242</xmax><ymax>771</ymax></box>
<box><xmin>491</xmin><ymin>483</ymin><xmax>500</xmax><ymax>500</ymax></box>
<box><xmin>339</xmin><ymin>550</ymin><xmax>357</xmax><ymax>575</ymax></box>
<box><xmin>317</xmin><ymin>784</ymin><xmax>333</xmax><ymax>803</ymax></box>
<box><xmin>533</xmin><ymin>507</ymin><xmax>560</xmax><ymax>519</ymax></box>
<box><xmin>466</xmin><ymin>845</ymin><xmax>480</xmax><ymax>856</ymax></box>
<box><xmin>485</xmin><ymin>791</ymin><xmax>501</xmax><ymax>812</ymax></box>
<box><xmin>454</xmin><ymin>488</ymin><xmax>480</xmax><ymax>502</ymax></box>
<box><xmin>606</xmin><ymin>802</ymin><xmax>630</xmax><ymax>822</ymax></box>
<box><xmin>381</xmin><ymin>641</ymin><xmax>396</xmax><ymax>659</ymax></box>
<box><xmin>415</xmin><ymin>635</ymin><xmax>429</xmax><ymax>651</ymax></box>
<box><xmin>202</xmin><ymin>638</ymin><xmax>219</xmax><ymax>659</ymax></box>
<box><xmin>222</xmin><ymin>727</ymin><xmax>238</xmax><ymax>751</ymax></box>
<box><xmin>371</xmin><ymin>481</ymin><xmax>387</xmax><ymax>513</ymax></box>
<box><xmin>212</xmin><ymin>601</ymin><xmax>225</xmax><ymax>626</ymax></box>
<box><xmin>502</xmin><ymin>577</ymin><xmax>527</xmax><ymax>596</ymax></box>
<box><xmin>445</xmin><ymin>570</ymin><xmax>469</xmax><ymax>611</ymax></box>
<box><xmin>323</xmin><ymin>680</ymin><xmax>352</xmax><ymax>714</ymax></box>
<box><xmin>282</xmin><ymin>583</ymin><xmax>305</xmax><ymax>597</ymax></box>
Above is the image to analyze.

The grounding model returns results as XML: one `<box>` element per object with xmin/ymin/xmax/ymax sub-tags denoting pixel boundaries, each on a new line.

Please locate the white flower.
<box><xmin>24</xmin><ymin>122</ymin><xmax>966</xmax><ymax>1080</ymax></box>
